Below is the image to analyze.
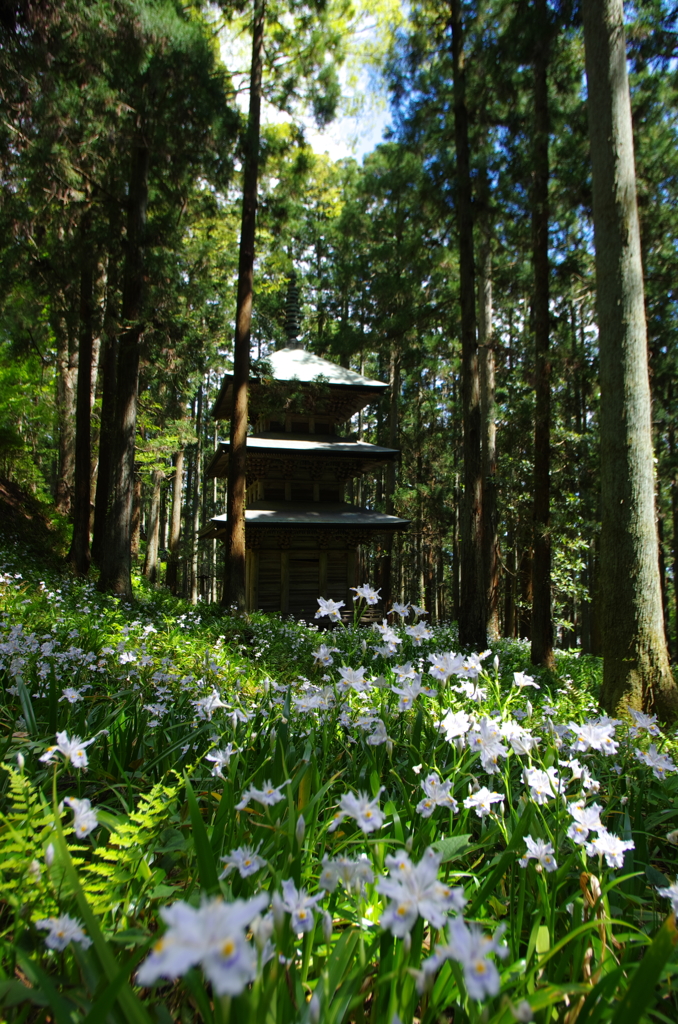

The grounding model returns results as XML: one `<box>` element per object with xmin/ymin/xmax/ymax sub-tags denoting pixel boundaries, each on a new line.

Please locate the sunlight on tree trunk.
<box><xmin>68</xmin><ymin>224</ymin><xmax>93</xmax><ymax>576</ymax></box>
<box><xmin>583</xmin><ymin>0</ymin><xmax>678</xmax><ymax>720</ymax></box>
<box><xmin>223</xmin><ymin>0</ymin><xmax>265</xmax><ymax>611</ymax></box>
<box><xmin>451</xmin><ymin>0</ymin><xmax>486</xmax><ymax>649</ymax></box>
<box><xmin>98</xmin><ymin>141</ymin><xmax>149</xmax><ymax>598</ymax></box>
<box><xmin>530</xmin><ymin>0</ymin><xmax>554</xmax><ymax>669</ymax></box>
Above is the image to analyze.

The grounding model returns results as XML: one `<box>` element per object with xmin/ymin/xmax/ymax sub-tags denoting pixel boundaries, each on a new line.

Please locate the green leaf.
<box><xmin>0</xmin><ymin>976</ymin><xmax>48</xmax><ymax>1009</ymax></box>
<box><xmin>610</xmin><ymin>915</ymin><xmax>678</xmax><ymax>1024</ymax></box>
<box><xmin>16</xmin><ymin>676</ymin><xmax>37</xmax><ymax>735</ymax></box>
<box><xmin>467</xmin><ymin>807</ymin><xmax>532</xmax><ymax>918</ymax></box>
<box><xmin>431</xmin><ymin>834</ymin><xmax>471</xmax><ymax>862</ymax></box>
<box><xmin>14</xmin><ymin>952</ymin><xmax>75</xmax><ymax>1022</ymax></box>
<box><xmin>646</xmin><ymin>864</ymin><xmax>670</xmax><ymax>889</ymax></box>
<box><xmin>184</xmin><ymin>774</ymin><xmax>220</xmax><ymax>894</ymax></box>
<box><xmin>51</xmin><ymin>779</ymin><xmax>153</xmax><ymax>1024</ymax></box>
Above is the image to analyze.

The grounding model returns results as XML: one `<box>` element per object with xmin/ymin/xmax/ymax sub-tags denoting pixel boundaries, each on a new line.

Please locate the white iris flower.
<box><xmin>137</xmin><ymin>893</ymin><xmax>268</xmax><ymax>995</ymax></box>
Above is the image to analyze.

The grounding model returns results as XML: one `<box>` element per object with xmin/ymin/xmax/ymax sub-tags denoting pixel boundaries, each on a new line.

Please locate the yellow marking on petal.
<box><xmin>222</xmin><ymin>938</ymin><xmax>235</xmax><ymax>957</ymax></box>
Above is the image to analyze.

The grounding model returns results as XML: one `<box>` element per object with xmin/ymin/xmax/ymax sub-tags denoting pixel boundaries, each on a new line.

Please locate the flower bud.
<box><xmin>526</xmin><ymin>700</ymin><xmax>533</xmax><ymax>719</ymax></box>
<box><xmin>45</xmin><ymin>843</ymin><xmax>55</xmax><ymax>867</ymax></box>
<box><xmin>295</xmin><ymin>814</ymin><xmax>306</xmax><ymax>846</ymax></box>
<box><xmin>16</xmin><ymin>752</ymin><xmax>25</xmax><ymax>771</ymax></box>
<box><xmin>29</xmin><ymin>859</ymin><xmax>41</xmax><ymax>880</ymax></box>
<box><xmin>251</xmin><ymin>912</ymin><xmax>274</xmax><ymax>951</ymax></box>
<box><xmin>402</xmin><ymin>931</ymin><xmax>412</xmax><ymax>956</ymax></box>
<box><xmin>322</xmin><ymin>910</ymin><xmax>333</xmax><ymax>945</ymax></box>
<box><xmin>493</xmin><ymin>655</ymin><xmax>499</xmax><ymax>673</ymax></box>
<box><xmin>405</xmin><ymin>834</ymin><xmax>414</xmax><ymax>853</ymax></box>
<box><xmin>309</xmin><ymin>992</ymin><xmax>321</xmax><ymax>1024</ymax></box>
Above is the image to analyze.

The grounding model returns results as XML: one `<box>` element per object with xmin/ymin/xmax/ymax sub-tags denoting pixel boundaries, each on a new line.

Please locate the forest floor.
<box><xmin>1</xmin><ymin>487</ymin><xmax>678</xmax><ymax>1023</ymax></box>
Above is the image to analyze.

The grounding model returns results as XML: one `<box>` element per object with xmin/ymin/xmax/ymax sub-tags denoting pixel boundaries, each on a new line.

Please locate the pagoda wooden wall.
<box><xmin>252</xmin><ymin>545</ymin><xmax>358</xmax><ymax>617</ymax></box>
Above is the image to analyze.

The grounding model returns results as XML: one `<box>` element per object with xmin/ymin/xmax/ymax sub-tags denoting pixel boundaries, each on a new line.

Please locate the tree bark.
<box><xmin>67</xmin><ymin>229</ymin><xmax>94</xmax><ymax>574</ymax></box>
<box><xmin>166</xmin><ymin>447</ymin><xmax>184</xmax><ymax>595</ymax></box>
<box><xmin>223</xmin><ymin>0</ymin><xmax>265</xmax><ymax>610</ymax></box>
<box><xmin>519</xmin><ymin>545</ymin><xmax>533</xmax><ymax>640</ymax></box>
<box><xmin>191</xmin><ymin>386</ymin><xmax>202</xmax><ymax>605</ymax></box>
<box><xmin>504</xmin><ymin>532</ymin><xmax>516</xmax><ymax>638</ymax></box>
<box><xmin>477</xmin><ymin>155</ymin><xmax>499</xmax><ymax>640</ymax></box>
<box><xmin>131</xmin><ymin>475</ymin><xmax>142</xmax><ymax>560</ymax></box>
<box><xmin>98</xmin><ymin>141</ymin><xmax>149</xmax><ymax>598</ymax></box>
<box><xmin>144</xmin><ymin>469</ymin><xmax>164</xmax><ymax>583</ymax></box>
<box><xmin>451</xmin><ymin>0</ymin><xmax>486</xmax><ymax>648</ymax></box>
<box><xmin>670</xmin><ymin>420</ymin><xmax>678</xmax><ymax>661</ymax></box>
<box><xmin>583</xmin><ymin>0</ymin><xmax>678</xmax><ymax>719</ymax></box>
<box><xmin>54</xmin><ymin>306</ymin><xmax>77</xmax><ymax>515</ymax></box>
<box><xmin>91</xmin><ymin>258</ymin><xmax>118</xmax><ymax>565</ymax></box>
<box><xmin>380</xmin><ymin>345</ymin><xmax>400</xmax><ymax>608</ymax></box>
<box><xmin>530</xmin><ymin>0</ymin><xmax>555</xmax><ymax>668</ymax></box>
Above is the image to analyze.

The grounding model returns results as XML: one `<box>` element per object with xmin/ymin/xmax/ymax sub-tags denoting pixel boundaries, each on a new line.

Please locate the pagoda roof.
<box><xmin>203</xmin><ymin>501</ymin><xmax>409</xmax><ymax>536</ymax></box>
<box><xmin>264</xmin><ymin>349</ymin><xmax>385</xmax><ymax>388</ymax></box>
<box><xmin>211</xmin><ymin>347</ymin><xmax>387</xmax><ymax>421</ymax></box>
<box><xmin>205</xmin><ymin>435</ymin><xmax>399</xmax><ymax>478</ymax></box>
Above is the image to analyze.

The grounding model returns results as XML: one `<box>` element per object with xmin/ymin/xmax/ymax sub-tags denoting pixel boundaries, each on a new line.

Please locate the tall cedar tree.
<box><xmin>530</xmin><ymin>0</ymin><xmax>554</xmax><ymax>667</ymax></box>
<box><xmin>582</xmin><ymin>0</ymin><xmax>678</xmax><ymax>719</ymax></box>
<box><xmin>98</xmin><ymin>141</ymin><xmax>149</xmax><ymax>597</ymax></box>
<box><xmin>67</xmin><ymin>215</ymin><xmax>94</xmax><ymax>574</ymax></box>
<box><xmin>223</xmin><ymin>0</ymin><xmax>265</xmax><ymax>610</ymax></box>
<box><xmin>451</xmin><ymin>0</ymin><xmax>486</xmax><ymax>648</ymax></box>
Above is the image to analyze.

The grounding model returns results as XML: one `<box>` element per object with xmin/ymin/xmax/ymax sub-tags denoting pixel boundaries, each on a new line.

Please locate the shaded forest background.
<box><xmin>1</xmin><ymin>0</ymin><xmax>677</xmax><ymax>659</ymax></box>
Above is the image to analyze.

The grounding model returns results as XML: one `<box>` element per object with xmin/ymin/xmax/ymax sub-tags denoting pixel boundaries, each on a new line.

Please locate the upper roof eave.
<box><xmin>210</xmin><ymin>348</ymin><xmax>387</xmax><ymax>421</ymax></box>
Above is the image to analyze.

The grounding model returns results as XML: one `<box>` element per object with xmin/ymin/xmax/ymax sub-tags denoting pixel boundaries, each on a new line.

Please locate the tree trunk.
<box><xmin>88</xmin><ymin>261</ymin><xmax>105</xmax><ymax>507</ymax></box>
<box><xmin>451</xmin><ymin>0</ymin><xmax>485</xmax><ymax>648</ymax></box>
<box><xmin>583</xmin><ymin>0</ymin><xmax>678</xmax><ymax>719</ymax></box>
<box><xmin>191</xmin><ymin>386</ymin><xmax>202</xmax><ymax>605</ymax></box>
<box><xmin>181</xmin><ymin>443</ymin><xmax>192</xmax><ymax>597</ymax></box>
<box><xmin>670</xmin><ymin>421</ymin><xmax>678</xmax><ymax>661</ymax></box>
<box><xmin>452</xmin><ymin>473</ymin><xmax>460</xmax><ymax>622</ymax></box>
<box><xmin>504</xmin><ymin>532</ymin><xmax>516</xmax><ymax>638</ymax></box>
<box><xmin>223</xmin><ymin>0</ymin><xmax>265</xmax><ymax>610</ymax></box>
<box><xmin>131</xmin><ymin>475</ymin><xmax>142</xmax><ymax>560</ymax></box>
<box><xmin>530</xmin><ymin>0</ymin><xmax>555</xmax><ymax>668</ymax></box>
<box><xmin>380</xmin><ymin>346</ymin><xmax>400</xmax><ymax>608</ymax></box>
<box><xmin>519</xmin><ymin>545</ymin><xmax>533</xmax><ymax>640</ymax></box>
<box><xmin>67</xmin><ymin>233</ymin><xmax>94</xmax><ymax>575</ymax></box>
<box><xmin>672</xmin><ymin>464</ymin><xmax>678</xmax><ymax>662</ymax></box>
<box><xmin>54</xmin><ymin>307</ymin><xmax>77</xmax><ymax>515</ymax></box>
<box><xmin>657</xmin><ymin>479</ymin><xmax>670</xmax><ymax>648</ymax></box>
<box><xmin>166</xmin><ymin>448</ymin><xmax>184</xmax><ymax>595</ymax></box>
<box><xmin>144</xmin><ymin>469</ymin><xmax>164</xmax><ymax>583</ymax></box>
<box><xmin>98</xmin><ymin>141</ymin><xmax>149</xmax><ymax>598</ymax></box>
<box><xmin>91</xmin><ymin>259</ymin><xmax>118</xmax><ymax>565</ymax></box>
<box><xmin>477</xmin><ymin>155</ymin><xmax>499</xmax><ymax>640</ymax></box>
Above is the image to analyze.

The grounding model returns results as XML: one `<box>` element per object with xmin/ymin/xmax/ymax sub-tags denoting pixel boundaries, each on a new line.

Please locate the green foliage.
<box><xmin>83</xmin><ymin>776</ymin><xmax>182</xmax><ymax>917</ymax></box>
<box><xmin>1</xmin><ymin>539</ymin><xmax>678</xmax><ymax>1021</ymax></box>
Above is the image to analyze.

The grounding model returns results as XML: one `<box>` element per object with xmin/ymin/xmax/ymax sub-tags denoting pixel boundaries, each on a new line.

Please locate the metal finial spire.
<box><xmin>284</xmin><ymin>272</ymin><xmax>302</xmax><ymax>348</ymax></box>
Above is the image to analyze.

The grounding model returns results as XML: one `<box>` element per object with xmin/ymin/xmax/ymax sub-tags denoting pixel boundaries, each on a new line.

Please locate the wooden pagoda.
<box><xmin>204</xmin><ymin>347</ymin><xmax>409</xmax><ymax>618</ymax></box>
